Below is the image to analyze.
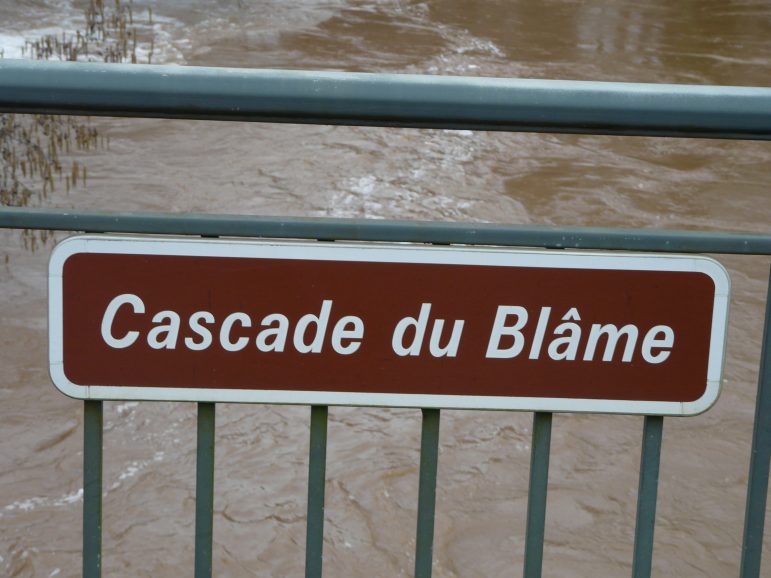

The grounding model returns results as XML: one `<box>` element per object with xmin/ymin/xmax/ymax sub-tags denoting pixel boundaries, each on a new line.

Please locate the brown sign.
<box><xmin>49</xmin><ymin>235</ymin><xmax>730</xmax><ymax>415</ymax></box>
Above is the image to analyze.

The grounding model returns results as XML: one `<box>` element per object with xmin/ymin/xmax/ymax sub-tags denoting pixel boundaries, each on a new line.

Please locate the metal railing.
<box><xmin>1</xmin><ymin>59</ymin><xmax>770</xmax><ymax>578</ymax></box>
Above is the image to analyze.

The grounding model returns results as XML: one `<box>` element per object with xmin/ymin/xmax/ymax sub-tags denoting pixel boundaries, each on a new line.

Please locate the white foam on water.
<box><xmin>0</xmin><ymin>32</ymin><xmax>26</xmax><ymax>58</ymax></box>
<box><xmin>2</xmin><ymin>488</ymin><xmax>83</xmax><ymax>514</ymax></box>
<box><xmin>109</xmin><ymin>450</ymin><xmax>165</xmax><ymax>490</ymax></box>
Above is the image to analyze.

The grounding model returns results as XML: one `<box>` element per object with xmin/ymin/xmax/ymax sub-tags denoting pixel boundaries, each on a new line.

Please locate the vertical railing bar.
<box><xmin>740</xmin><ymin>266</ymin><xmax>771</xmax><ymax>578</ymax></box>
<box><xmin>523</xmin><ymin>411</ymin><xmax>553</xmax><ymax>578</ymax></box>
<box><xmin>305</xmin><ymin>405</ymin><xmax>329</xmax><ymax>578</ymax></box>
<box><xmin>83</xmin><ymin>399</ymin><xmax>103</xmax><ymax>578</ymax></box>
<box><xmin>415</xmin><ymin>408</ymin><xmax>441</xmax><ymax>578</ymax></box>
<box><xmin>195</xmin><ymin>402</ymin><xmax>216</xmax><ymax>578</ymax></box>
<box><xmin>631</xmin><ymin>415</ymin><xmax>664</xmax><ymax>578</ymax></box>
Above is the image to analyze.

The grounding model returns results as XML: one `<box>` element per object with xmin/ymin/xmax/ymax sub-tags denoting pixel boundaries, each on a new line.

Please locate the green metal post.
<box><xmin>740</xmin><ymin>266</ymin><xmax>771</xmax><ymax>578</ymax></box>
<box><xmin>632</xmin><ymin>416</ymin><xmax>664</xmax><ymax>578</ymax></box>
<box><xmin>195</xmin><ymin>402</ymin><xmax>215</xmax><ymax>578</ymax></box>
<box><xmin>524</xmin><ymin>411</ymin><xmax>553</xmax><ymax>578</ymax></box>
<box><xmin>415</xmin><ymin>408</ymin><xmax>441</xmax><ymax>578</ymax></box>
<box><xmin>83</xmin><ymin>400</ymin><xmax>103</xmax><ymax>578</ymax></box>
<box><xmin>305</xmin><ymin>405</ymin><xmax>328</xmax><ymax>578</ymax></box>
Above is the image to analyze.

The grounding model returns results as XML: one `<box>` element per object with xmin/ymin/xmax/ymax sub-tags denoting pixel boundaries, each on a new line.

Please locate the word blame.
<box><xmin>49</xmin><ymin>236</ymin><xmax>730</xmax><ymax>415</ymax></box>
<box><xmin>101</xmin><ymin>294</ymin><xmax>675</xmax><ymax>366</ymax></box>
<box><xmin>487</xmin><ymin>306</ymin><xmax>674</xmax><ymax>364</ymax></box>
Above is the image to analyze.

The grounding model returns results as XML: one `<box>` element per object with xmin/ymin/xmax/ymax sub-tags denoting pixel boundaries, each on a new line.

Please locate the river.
<box><xmin>0</xmin><ymin>0</ymin><xmax>770</xmax><ymax>576</ymax></box>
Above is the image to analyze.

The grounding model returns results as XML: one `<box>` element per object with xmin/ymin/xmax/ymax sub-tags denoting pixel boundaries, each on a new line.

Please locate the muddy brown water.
<box><xmin>1</xmin><ymin>1</ymin><xmax>770</xmax><ymax>576</ymax></box>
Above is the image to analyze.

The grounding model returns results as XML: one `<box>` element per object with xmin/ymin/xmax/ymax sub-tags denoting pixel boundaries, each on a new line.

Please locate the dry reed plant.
<box><xmin>1</xmin><ymin>0</ymin><xmax>154</xmax><ymax>251</ymax></box>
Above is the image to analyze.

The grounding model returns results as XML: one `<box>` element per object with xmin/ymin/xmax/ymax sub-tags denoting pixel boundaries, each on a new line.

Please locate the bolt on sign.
<box><xmin>49</xmin><ymin>235</ymin><xmax>730</xmax><ymax>415</ymax></box>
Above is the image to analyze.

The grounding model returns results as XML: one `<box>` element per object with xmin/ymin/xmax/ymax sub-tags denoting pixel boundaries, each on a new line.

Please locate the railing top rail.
<box><xmin>2</xmin><ymin>206</ymin><xmax>771</xmax><ymax>255</ymax></box>
<box><xmin>1</xmin><ymin>59</ymin><xmax>770</xmax><ymax>140</ymax></box>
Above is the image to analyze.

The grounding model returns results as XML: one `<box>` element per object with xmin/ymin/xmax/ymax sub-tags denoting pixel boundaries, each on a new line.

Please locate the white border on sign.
<box><xmin>48</xmin><ymin>235</ymin><xmax>731</xmax><ymax>416</ymax></box>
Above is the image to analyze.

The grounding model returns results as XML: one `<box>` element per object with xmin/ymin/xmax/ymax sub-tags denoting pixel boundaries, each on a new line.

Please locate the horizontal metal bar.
<box><xmin>0</xmin><ymin>60</ymin><xmax>770</xmax><ymax>139</ymax></box>
<box><xmin>2</xmin><ymin>206</ymin><xmax>771</xmax><ymax>255</ymax></box>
